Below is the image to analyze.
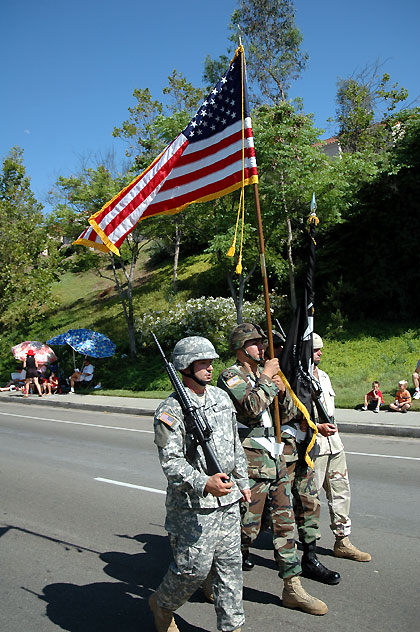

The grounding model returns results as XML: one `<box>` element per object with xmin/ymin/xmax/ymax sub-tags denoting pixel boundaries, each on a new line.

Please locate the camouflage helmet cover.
<box><xmin>229</xmin><ymin>323</ymin><xmax>266</xmax><ymax>352</ymax></box>
<box><xmin>172</xmin><ymin>336</ymin><xmax>219</xmax><ymax>370</ymax></box>
<box><xmin>272</xmin><ymin>329</ymin><xmax>286</xmax><ymax>346</ymax></box>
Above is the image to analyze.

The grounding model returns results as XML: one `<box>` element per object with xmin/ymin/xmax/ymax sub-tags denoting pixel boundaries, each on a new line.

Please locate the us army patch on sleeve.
<box><xmin>226</xmin><ymin>375</ymin><xmax>242</xmax><ymax>388</ymax></box>
<box><xmin>158</xmin><ymin>411</ymin><xmax>176</xmax><ymax>427</ymax></box>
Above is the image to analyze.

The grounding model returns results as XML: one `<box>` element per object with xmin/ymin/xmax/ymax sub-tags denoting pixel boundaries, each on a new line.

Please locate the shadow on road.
<box><xmin>19</xmin><ymin>529</ymin><xmax>205</xmax><ymax>632</ymax></box>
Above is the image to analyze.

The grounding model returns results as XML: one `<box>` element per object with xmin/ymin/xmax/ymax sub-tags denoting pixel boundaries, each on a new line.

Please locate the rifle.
<box><xmin>153</xmin><ymin>333</ymin><xmax>228</xmax><ymax>479</ymax></box>
<box><xmin>274</xmin><ymin>319</ymin><xmax>287</xmax><ymax>342</ymax></box>
<box><xmin>311</xmin><ymin>375</ymin><xmax>335</xmax><ymax>425</ymax></box>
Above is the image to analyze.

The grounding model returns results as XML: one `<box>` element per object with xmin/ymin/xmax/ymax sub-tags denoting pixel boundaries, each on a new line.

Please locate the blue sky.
<box><xmin>2</xmin><ymin>0</ymin><xmax>419</xmax><ymax>211</ymax></box>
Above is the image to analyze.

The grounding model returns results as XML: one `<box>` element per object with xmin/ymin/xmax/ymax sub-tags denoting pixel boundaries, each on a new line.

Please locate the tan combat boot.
<box><xmin>282</xmin><ymin>576</ymin><xmax>328</xmax><ymax>616</ymax></box>
<box><xmin>148</xmin><ymin>593</ymin><xmax>180</xmax><ymax>632</ymax></box>
<box><xmin>334</xmin><ymin>536</ymin><xmax>371</xmax><ymax>562</ymax></box>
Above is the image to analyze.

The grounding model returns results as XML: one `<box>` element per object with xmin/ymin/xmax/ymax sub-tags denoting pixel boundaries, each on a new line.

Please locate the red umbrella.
<box><xmin>12</xmin><ymin>341</ymin><xmax>57</xmax><ymax>364</ymax></box>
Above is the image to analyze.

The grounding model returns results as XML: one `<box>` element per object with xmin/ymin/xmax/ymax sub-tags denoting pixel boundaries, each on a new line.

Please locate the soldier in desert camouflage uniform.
<box><xmin>149</xmin><ymin>336</ymin><xmax>250</xmax><ymax>632</ymax></box>
<box><xmin>217</xmin><ymin>323</ymin><xmax>328</xmax><ymax>616</ymax></box>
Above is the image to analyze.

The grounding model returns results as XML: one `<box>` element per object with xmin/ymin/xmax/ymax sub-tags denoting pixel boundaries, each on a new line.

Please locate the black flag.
<box><xmin>279</xmin><ymin>208</ymin><xmax>318</xmax><ymax>467</ymax></box>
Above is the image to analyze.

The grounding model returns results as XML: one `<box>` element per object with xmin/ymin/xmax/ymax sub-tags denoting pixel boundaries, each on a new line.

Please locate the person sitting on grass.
<box><xmin>69</xmin><ymin>358</ymin><xmax>94</xmax><ymax>393</ymax></box>
<box><xmin>389</xmin><ymin>380</ymin><xmax>411</xmax><ymax>413</ymax></box>
<box><xmin>361</xmin><ymin>381</ymin><xmax>384</xmax><ymax>413</ymax></box>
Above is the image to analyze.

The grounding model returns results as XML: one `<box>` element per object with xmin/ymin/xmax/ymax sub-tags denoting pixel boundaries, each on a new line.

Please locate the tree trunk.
<box><xmin>226</xmin><ymin>257</ymin><xmax>258</xmax><ymax>324</ymax></box>
<box><xmin>226</xmin><ymin>269</ymin><xmax>240</xmax><ymax>321</ymax></box>
<box><xmin>109</xmin><ymin>254</ymin><xmax>137</xmax><ymax>357</ymax></box>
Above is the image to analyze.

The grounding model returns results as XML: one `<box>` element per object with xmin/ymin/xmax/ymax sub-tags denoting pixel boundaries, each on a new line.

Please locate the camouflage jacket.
<box><xmin>154</xmin><ymin>385</ymin><xmax>249</xmax><ymax>509</ymax></box>
<box><xmin>217</xmin><ymin>362</ymin><xmax>281</xmax><ymax>479</ymax></box>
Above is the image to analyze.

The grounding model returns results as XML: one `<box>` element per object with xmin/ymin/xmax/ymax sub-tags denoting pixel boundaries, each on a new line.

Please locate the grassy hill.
<box><xmin>1</xmin><ymin>253</ymin><xmax>420</xmax><ymax>410</ymax></box>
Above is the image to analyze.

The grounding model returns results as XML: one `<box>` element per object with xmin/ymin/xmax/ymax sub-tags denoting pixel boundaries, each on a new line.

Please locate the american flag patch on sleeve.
<box><xmin>158</xmin><ymin>411</ymin><xmax>176</xmax><ymax>427</ymax></box>
<box><xmin>226</xmin><ymin>375</ymin><xmax>242</xmax><ymax>388</ymax></box>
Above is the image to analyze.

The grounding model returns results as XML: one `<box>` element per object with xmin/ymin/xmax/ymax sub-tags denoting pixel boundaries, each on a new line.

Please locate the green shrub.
<box><xmin>136</xmin><ymin>294</ymin><xmax>287</xmax><ymax>354</ymax></box>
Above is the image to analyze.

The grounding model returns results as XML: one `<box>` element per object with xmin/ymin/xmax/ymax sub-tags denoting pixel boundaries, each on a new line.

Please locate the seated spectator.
<box><xmin>44</xmin><ymin>371</ymin><xmax>59</xmax><ymax>395</ymax></box>
<box><xmin>69</xmin><ymin>358</ymin><xmax>94</xmax><ymax>393</ymax></box>
<box><xmin>412</xmin><ymin>359</ymin><xmax>420</xmax><ymax>400</ymax></box>
<box><xmin>0</xmin><ymin>368</ymin><xmax>27</xmax><ymax>392</ymax></box>
<box><xmin>361</xmin><ymin>381</ymin><xmax>384</xmax><ymax>413</ymax></box>
<box><xmin>37</xmin><ymin>363</ymin><xmax>48</xmax><ymax>391</ymax></box>
<box><xmin>389</xmin><ymin>380</ymin><xmax>411</xmax><ymax>413</ymax></box>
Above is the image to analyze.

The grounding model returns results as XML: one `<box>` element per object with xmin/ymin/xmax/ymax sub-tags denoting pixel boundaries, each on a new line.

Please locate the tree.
<box><xmin>49</xmin><ymin>161</ymin><xmax>152</xmax><ymax>357</ymax></box>
<box><xmin>251</xmin><ymin>103</ymin><xmax>331</xmax><ymax>309</ymax></box>
<box><xmin>318</xmin><ymin>107</ymin><xmax>420</xmax><ymax>320</ymax></box>
<box><xmin>112</xmin><ymin>71</ymin><xmax>207</xmax><ymax>292</ymax></box>
<box><xmin>230</xmin><ymin>0</ymin><xmax>308</xmax><ymax>104</ymax></box>
<box><xmin>335</xmin><ymin>63</ymin><xmax>409</xmax><ymax>153</ymax></box>
<box><xmin>0</xmin><ymin>147</ymin><xmax>61</xmax><ymax>328</ymax></box>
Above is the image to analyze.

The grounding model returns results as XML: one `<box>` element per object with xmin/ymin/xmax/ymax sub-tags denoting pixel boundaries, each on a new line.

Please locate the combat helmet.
<box><xmin>229</xmin><ymin>323</ymin><xmax>266</xmax><ymax>352</ymax></box>
<box><xmin>172</xmin><ymin>336</ymin><xmax>219</xmax><ymax>371</ymax></box>
<box><xmin>272</xmin><ymin>329</ymin><xmax>286</xmax><ymax>347</ymax></box>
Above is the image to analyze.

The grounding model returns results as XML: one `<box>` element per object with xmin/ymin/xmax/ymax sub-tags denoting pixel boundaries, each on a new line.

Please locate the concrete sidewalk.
<box><xmin>1</xmin><ymin>390</ymin><xmax>419</xmax><ymax>438</ymax></box>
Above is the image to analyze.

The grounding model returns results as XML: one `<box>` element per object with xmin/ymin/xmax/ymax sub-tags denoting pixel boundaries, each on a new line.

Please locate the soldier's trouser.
<box><xmin>241</xmin><ymin>458</ymin><xmax>301</xmax><ymax>578</ymax></box>
<box><xmin>287</xmin><ymin>454</ymin><xmax>321</xmax><ymax>545</ymax></box>
<box><xmin>314</xmin><ymin>450</ymin><xmax>352</xmax><ymax>538</ymax></box>
<box><xmin>156</xmin><ymin>501</ymin><xmax>244</xmax><ymax>632</ymax></box>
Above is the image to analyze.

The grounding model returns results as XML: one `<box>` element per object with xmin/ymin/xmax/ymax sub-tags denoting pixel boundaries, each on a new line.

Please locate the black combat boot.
<box><xmin>301</xmin><ymin>541</ymin><xmax>340</xmax><ymax>585</ymax></box>
<box><xmin>242</xmin><ymin>549</ymin><xmax>254</xmax><ymax>571</ymax></box>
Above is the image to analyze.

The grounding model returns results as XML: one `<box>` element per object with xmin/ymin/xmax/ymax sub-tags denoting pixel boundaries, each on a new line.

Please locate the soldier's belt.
<box><xmin>238</xmin><ymin>427</ymin><xmax>276</xmax><ymax>438</ymax></box>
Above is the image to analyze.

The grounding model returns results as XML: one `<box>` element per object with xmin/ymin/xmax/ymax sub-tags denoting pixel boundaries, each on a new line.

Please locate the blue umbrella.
<box><xmin>47</xmin><ymin>329</ymin><xmax>116</xmax><ymax>366</ymax></box>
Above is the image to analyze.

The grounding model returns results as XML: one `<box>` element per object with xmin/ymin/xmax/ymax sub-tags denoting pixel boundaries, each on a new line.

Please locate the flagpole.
<box><xmin>252</xmin><ymin>182</ymin><xmax>282</xmax><ymax>444</ymax></box>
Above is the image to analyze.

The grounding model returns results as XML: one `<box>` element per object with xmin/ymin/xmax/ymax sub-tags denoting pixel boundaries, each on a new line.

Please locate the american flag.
<box><xmin>73</xmin><ymin>225</ymin><xmax>109</xmax><ymax>253</ymax></box>
<box><xmin>86</xmin><ymin>45</ymin><xmax>258</xmax><ymax>255</ymax></box>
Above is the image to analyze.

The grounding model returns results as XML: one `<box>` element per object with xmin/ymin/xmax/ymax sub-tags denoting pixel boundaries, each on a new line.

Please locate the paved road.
<box><xmin>1</xmin><ymin>403</ymin><xmax>418</xmax><ymax>631</ymax></box>
<box><xmin>2</xmin><ymin>390</ymin><xmax>420</xmax><ymax>437</ymax></box>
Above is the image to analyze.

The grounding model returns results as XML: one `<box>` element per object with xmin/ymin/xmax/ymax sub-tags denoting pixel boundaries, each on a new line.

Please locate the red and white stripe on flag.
<box><xmin>73</xmin><ymin>225</ymin><xmax>111</xmax><ymax>253</ymax></box>
<box><xmin>87</xmin><ymin>45</ymin><xmax>258</xmax><ymax>256</ymax></box>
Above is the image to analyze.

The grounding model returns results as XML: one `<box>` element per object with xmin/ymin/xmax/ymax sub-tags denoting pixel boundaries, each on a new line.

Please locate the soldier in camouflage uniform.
<box><xmin>149</xmin><ymin>336</ymin><xmax>250</xmax><ymax>632</ymax></box>
<box><xmin>312</xmin><ymin>333</ymin><xmax>371</xmax><ymax>563</ymax></box>
<box><xmin>217</xmin><ymin>323</ymin><xmax>328</xmax><ymax>616</ymax></box>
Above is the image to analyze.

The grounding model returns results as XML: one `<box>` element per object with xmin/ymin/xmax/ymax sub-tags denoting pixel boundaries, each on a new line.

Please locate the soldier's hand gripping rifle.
<box><xmin>311</xmin><ymin>375</ymin><xmax>335</xmax><ymax>425</ymax></box>
<box><xmin>153</xmin><ymin>333</ymin><xmax>228</xmax><ymax>479</ymax></box>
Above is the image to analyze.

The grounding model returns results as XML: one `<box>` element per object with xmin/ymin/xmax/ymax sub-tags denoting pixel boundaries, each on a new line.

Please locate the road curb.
<box><xmin>337</xmin><ymin>421</ymin><xmax>420</xmax><ymax>439</ymax></box>
<box><xmin>0</xmin><ymin>396</ymin><xmax>154</xmax><ymax>418</ymax></box>
<box><xmin>1</xmin><ymin>396</ymin><xmax>419</xmax><ymax>438</ymax></box>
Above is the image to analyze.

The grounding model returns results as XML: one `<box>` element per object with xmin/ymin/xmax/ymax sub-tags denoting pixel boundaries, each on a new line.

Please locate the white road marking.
<box><xmin>95</xmin><ymin>477</ymin><xmax>166</xmax><ymax>494</ymax></box>
<box><xmin>0</xmin><ymin>411</ymin><xmax>153</xmax><ymax>433</ymax></box>
<box><xmin>1</xmin><ymin>411</ymin><xmax>418</xmax><ymax>460</ymax></box>
<box><xmin>347</xmin><ymin>451</ymin><xmax>420</xmax><ymax>461</ymax></box>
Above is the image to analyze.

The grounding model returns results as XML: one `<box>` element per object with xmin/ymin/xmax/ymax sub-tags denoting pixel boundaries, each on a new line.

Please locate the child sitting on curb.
<box><xmin>361</xmin><ymin>381</ymin><xmax>384</xmax><ymax>413</ymax></box>
<box><xmin>389</xmin><ymin>380</ymin><xmax>412</xmax><ymax>413</ymax></box>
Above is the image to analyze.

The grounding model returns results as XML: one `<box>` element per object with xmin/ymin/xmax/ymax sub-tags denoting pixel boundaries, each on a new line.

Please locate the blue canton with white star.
<box><xmin>182</xmin><ymin>54</ymin><xmax>249</xmax><ymax>144</ymax></box>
